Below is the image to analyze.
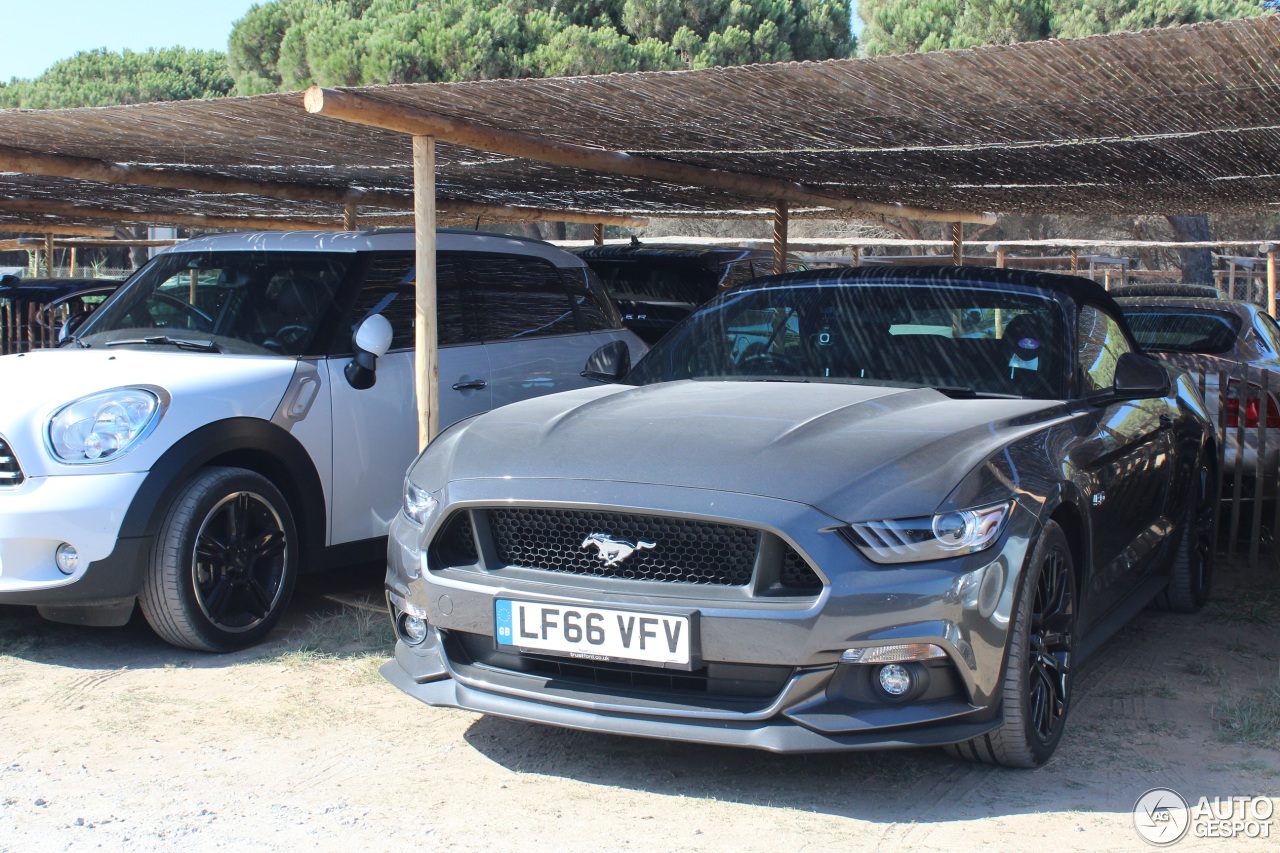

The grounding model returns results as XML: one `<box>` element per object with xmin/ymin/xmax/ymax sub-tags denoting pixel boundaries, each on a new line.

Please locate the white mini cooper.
<box><xmin>0</xmin><ymin>229</ymin><xmax>644</xmax><ymax>651</ymax></box>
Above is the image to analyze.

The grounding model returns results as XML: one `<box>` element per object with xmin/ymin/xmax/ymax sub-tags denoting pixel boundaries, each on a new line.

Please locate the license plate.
<box><xmin>495</xmin><ymin>599</ymin><xmax>692</xmax><ymax>667</ymax></box>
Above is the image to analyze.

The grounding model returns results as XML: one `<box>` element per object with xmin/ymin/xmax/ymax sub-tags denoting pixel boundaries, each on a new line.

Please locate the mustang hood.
<box><xmin>436</xmin><ymin>380</ymin><xmax>1067</xmax><ymax>522</ymax></box>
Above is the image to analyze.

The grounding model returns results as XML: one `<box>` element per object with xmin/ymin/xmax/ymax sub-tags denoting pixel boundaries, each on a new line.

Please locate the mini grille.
<box><xmin>430</xmin><ymin>512</ymin><xmax>478</xmax><ymax>567</ymax></box>
<box><xmin>780</xmin><ymin>546</ymin><xmax>822</xmax><ymax>591</ymax></box>
<box><xmin>487</xmin><ymin>508</ymin><xmax>758</xmax><ymax>586</ymax></box>
<box><xmin>0</xmin><ymin>437</ymin><xmax>22</xmax><ymax>487</ymax></box>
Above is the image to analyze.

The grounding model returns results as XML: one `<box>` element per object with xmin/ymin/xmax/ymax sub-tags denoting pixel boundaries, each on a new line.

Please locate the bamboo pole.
<box><xmin>414</xmin><ymin>136</ymin><xmax>439</xmax><ymax>450</ymax></box>
<box><xmin>773</xmin><ymin>203</ymin><xmax>788</xmax><ymax>276</ymax></box>
<box><xmin>304</xmin><ymin>87</ymin><xmax>996</xmax><ymax>226</ymax></box>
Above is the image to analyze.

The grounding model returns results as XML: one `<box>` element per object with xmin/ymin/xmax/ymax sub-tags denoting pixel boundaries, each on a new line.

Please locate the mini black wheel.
<box><xmin>947</xmin><ymin>520</ymin><xmax>1076</xmax><ymax>768</ymax></box>
<box><xmin>1153</xmin><ymin>454</ymin><xmax>1215</xmax><ymax>613</ymax></box>
<box><xmin>140</xmin><ymin>467</ymin><xmax>298</xmax><ymax>652</ymax></box>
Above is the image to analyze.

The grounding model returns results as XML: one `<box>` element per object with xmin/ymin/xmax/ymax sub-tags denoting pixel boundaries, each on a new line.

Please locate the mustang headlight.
<box><xmin>402</xmin><ymin>478</ymin><xmax>440</xmax><ymax>527</ymax></box>
<box><xmin>848</xmin><ymin>501</ymin><xmax>1013</xmax><ymax>564</ymax></box>
<box><xmin>48</xmin><ymin>388</ymin><xmax>163</xmax><ymax>464</ymax></box>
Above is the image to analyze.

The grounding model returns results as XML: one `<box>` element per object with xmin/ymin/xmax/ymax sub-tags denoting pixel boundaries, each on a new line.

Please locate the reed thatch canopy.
<box><xmin>1</xmin><ymin>14</ymin><xmax>1279</xmax><ymax>231</ymax></box>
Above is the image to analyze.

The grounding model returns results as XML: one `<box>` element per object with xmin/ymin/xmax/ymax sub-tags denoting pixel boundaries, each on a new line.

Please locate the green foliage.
<box><xmin>0</xmin><ymin>47</ymin><xmax>234</xmax><ymax>109</ymax></box>
<box><xmin>227</xmin><ymin>0</ymin><xmax>855</xmax><ymax>91</ymax></box>
<box><xmin>858</xmin><ymin>0</ymin><xmax>1268</xmax><ymax>55</ymax></box>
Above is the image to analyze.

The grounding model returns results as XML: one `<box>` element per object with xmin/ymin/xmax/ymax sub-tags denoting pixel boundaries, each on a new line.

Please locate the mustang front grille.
<box><xmin>431</xmin><ymin>507</ymin><xmax>822</xmax><ymax>593</ymax></box>
<box><xmin>0</xmin><ymin>437</ymin><xmax>23</xmax><ymax>487</ymax></box>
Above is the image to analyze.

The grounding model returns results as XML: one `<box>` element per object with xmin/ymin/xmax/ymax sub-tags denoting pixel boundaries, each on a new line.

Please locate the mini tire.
<box><xmin>1153</xmin><ymin>454</ymin><xmax>1214</xmax><ymax>613</ymax></box>
<box><xmin>140</xmin><ymin>467</ymin><xmax>298</xmax><ymax>652</ymax></box>
<box><xmin>947</xmin><ymin>520</ymin><xmax>1076</xmax><ymax>768</ymax></box>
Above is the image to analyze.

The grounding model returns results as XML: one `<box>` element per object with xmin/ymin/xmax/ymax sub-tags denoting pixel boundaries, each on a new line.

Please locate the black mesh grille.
<box><xmin>430</xmin><ymin>512</ymin><xmax>478</xmax><ymax>567</ymax></box>
<box><xmin>0</xmin><ymin>437</ymin><xmax>22</xmax><ymax>487</ymax></box>
<box><xmin>780</xmin><ymin>546</ymin><xmax>821</xmax><ymax>591</ymax></box>
<box><xmin>487</xmin><ymin>508</ymin><xmax>758</xmax><ymax>586</ymax></box>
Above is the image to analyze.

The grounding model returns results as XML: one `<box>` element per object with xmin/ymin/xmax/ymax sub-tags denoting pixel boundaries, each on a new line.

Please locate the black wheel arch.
<box><xmin>119</xmin><ymin>418</ymin><xmax>326</xmax><ymax>568</ymax></box>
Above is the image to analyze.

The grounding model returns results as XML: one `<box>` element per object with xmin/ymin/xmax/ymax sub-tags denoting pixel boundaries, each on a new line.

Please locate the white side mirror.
<box><xmin>345</xmin><ymin>314</ymin><xmax>394</xmax><ymax>390</ymax></box>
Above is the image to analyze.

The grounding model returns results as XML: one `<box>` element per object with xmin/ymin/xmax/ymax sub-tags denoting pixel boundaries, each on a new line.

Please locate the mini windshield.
<box><xmin>78</xmin><ymin>251</ymin><xmax>356</xmax><ymax>355</ymax></box>
<box><xmin>625</xmin><ymin>280</ymin><xmax>1067</xmax><ymax>399</ymax></box>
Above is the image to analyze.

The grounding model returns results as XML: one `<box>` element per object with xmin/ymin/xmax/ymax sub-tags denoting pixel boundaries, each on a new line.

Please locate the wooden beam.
<box><xmin>0</xmin><ymin>224</ymin><xmax>115</xmax><ymax>238</ymax></box>
<box><xmin>414</xmin><ymin>136</ymin><xmax>439</xmax><ymax>449</ymax></box>
<box><xmin>0</xmin><ymin>199</ymin><xmax>362</xmax><ymax>231</ymax></box>
<box><xmin>304</xmin><ymin>86</ymin><xmax>996</xmax><ymax>226</ymax></box>
<box><xmin>773</xmin><ymin>203</ymin><xmax>788</xmax><ymax>276</ymax></box>
<box><xmin>0</xmin><ymin>145</ymin><xmax>647</xmax><ymax>227</ymax></box>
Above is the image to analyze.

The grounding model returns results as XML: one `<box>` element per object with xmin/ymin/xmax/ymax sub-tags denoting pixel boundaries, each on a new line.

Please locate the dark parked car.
<box><xmin>1115</xmin><ymin>291</ymin><xmax>1280</xmax><ymax>475</ymax></box>
<box><xmin>574</xmin><ymin>242</ymin><xmax>805</xmax><ymax>344</ymax></box>
<box><xmin>0</xmin><ymin>275</ymin><xmax>122</xmax><ymax>355</ymax></box>
<box><xmin>384</xmin><ymin>266</ymin><xmax>1214</xmax><ymax>768</ymax></box>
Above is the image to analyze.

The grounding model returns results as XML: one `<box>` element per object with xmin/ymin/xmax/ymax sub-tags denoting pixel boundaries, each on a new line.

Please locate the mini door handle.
<box><xmin>452</xmin><ymin>379</ymin><xmax>487</xmax><ymax>391</ymax></box>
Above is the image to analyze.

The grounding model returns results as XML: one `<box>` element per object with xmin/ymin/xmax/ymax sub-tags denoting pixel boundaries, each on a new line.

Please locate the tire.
<box><xmin>139</xmin><ymin>467</ymin><xmax>298</xmax><ymax>652</ymax></box>
<box><xmin>946</xmin><ymin>520</ymin><xmax>1076</xmax><ymax>768</ymax></box>
<box><xmin>1153</xmin><ymin>454</ymin><xmax>1215</xmax><ymax>613</ymax></box>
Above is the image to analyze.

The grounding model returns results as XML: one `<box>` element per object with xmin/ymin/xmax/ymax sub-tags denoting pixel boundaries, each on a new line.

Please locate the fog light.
<box><xmin>54</xmin><ymin>543</ymin><xmax>79</xmax><ymax>575</ymax></box>
<box><xmin>878</xmin><ymin>663</ymin><xmax>913</xmax><ymax>697</ymax></box>
<box><xmin>399</xmin><ymin>612</ymin><xmax>428</xmax><ymax>645</ymax></box>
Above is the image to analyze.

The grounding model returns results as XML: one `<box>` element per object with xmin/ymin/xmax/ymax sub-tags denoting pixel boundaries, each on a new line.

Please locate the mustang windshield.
<box><xmin>78</xmin><ymin>251</ymin><xmax>356</xmax><ymax>356</ymax></box>
<box><xmin>626</xmin><ymin>280</ymin><xmax>1067</xmax><ymax>399</ymax></box>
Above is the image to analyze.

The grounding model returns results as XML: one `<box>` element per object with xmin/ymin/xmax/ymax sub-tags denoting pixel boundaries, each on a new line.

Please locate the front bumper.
<box><xmin>382</xmin><ymin>478</ymin><xmax>1035</xmax><ymax>752</ymax></box>
<box><xmin>0</xmin><ymin>471</ymin><xmax>151</xmax><ymax>609</ymax></box>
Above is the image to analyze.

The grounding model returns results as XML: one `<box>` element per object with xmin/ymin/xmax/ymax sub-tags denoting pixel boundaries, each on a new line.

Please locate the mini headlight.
<box><xmin>48</xmin><ymin>388</ymin><xmax>162</xmax><ymax>464</ymax></box>
<box><xmin>402</xmin><ymin>478</ymin><xmax>439</xmax><ymax>527</ymax></box>
<box><xmin>847</xmin><ymin>501</ymin><xmax>1013</xmax><ymax>564</ymax></box>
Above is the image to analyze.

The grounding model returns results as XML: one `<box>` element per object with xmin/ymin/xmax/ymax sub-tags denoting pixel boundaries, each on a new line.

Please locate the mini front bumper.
<box><xmin>381</xmin><ymin>478</ymin><xmax>1036</xmax><ymax>753</ymax></box>
<box><xmin>0</xmin><ymin>471</ymin><xmax>150</xmax><ymax>609</ymax></box>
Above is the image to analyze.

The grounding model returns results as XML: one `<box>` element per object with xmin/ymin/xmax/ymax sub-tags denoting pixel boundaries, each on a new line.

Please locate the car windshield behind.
<box><xmin>79</xmin><ymin>251</ymin><xmax>356</xmax><ymax>355</ymax></box>
<box><xmin>626</xmin><ymin>280</ymin><xmax>1067</xmax><ymax>399</ymax></box>
<box><xmin>1123</xmin><ymin>308</ymin><xmax>1241</xmax><ymax>355</ymax></box>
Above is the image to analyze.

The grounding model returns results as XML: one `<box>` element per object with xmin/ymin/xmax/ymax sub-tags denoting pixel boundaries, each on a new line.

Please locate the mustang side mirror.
<box><xmin>1114</xmin><ymin>351</ymin><xmax>1170</xmax><ymax>399</ymax></box>
<box><xmin>344</xmin><ymin>314</ymin><xmax>393</xmax><ymax>390</ymax></box>
<box><xmin>582</xmin><ymin>339</ymin><xmax>631</xmax><ymax>383</ymax></box>
<box><xmin>0</xmin><ymin>274</ymin><xmax>19</xmax><ymax>288</ymax></box>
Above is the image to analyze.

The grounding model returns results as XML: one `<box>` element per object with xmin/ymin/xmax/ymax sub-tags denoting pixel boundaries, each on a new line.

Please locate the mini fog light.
<box><xmin>878</xmin><ymin>663</ymin><xmax>913</xmax><ymax>697</ymax></box>
<box><xmin>54</xmin><ymin>543</ymin><xmax>79</xmax><ymax>575</ymax></box>
<box><xmin>399</xmin><ymin>613</ymin><xmax>428</xmax><ymax>645</ymax></box>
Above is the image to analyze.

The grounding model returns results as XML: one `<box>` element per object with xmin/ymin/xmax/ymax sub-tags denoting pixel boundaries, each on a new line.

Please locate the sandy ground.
<box><xmin>1</xmin><ymin>560</ymin><xmax>1277</xmax><ymax>853</ymax></box>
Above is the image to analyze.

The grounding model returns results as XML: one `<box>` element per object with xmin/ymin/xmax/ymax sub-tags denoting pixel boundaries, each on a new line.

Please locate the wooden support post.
<box><xmin>1228</xmin><ymin>261</ymin><xmax>1237</xmax><ymax>300</ymax></box>
<box><xmin>414</xmin><ymin>135</ymin><xmax>439</xmax><ymax>450</ymax></box>
<box><xmin>1070</xmin><ymin>248</ymin><xmax>1079</xmax><ymax>274</ymax></box>
<box><xmin>996</xmin><ymin>248</ymin><xmax>1007</xmax><ymax>269</ymax></box>
<box><xmin>343</xmin><ymin>201</ymin><xmax>359</xmax><ymax>231</ymax></box>
<box><xmin>773</xmin><ymin>203</ymin><xmax>788</xmax><ymax>276</ymax></box>
<box><xmin>45</xmin><ymin>233</ymin><xmax>54</xmax><ymax>277</ymax></box>
<box><xmin>1268</xmin><ymin>245</ymin><xmax>1277</xmax><ymax>317</ymax></box>
<box><xmin>593</xmin><ymin>224</ymin><xmax>604</xmax><ymax>246</ymax></box>
<box><xmin>951</xmin><ymin>223</ymin><xmax>963</xmax><ymax>266</ymax></box>
<box><xmin>68</xmin><ymin>247</ymin><xmax>77</xmax><ymax>278</ymax></box>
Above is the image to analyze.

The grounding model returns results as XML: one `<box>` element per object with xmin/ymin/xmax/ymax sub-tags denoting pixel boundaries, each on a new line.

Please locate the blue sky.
<box><xmin>3</xmin><ymin>1</ymin><xmax>864</xmax><ymax>81</ymax></box>
<box><xmin>1</xmin><ymin>0</ymin><xmax>261</xmax><ymax>80</ymax></box>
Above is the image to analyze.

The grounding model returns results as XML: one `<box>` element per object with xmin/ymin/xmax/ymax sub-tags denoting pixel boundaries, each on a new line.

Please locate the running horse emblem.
<box><xmin>581</xmin><ymin>533</ymin><xmax>656</xmax><ymax>567</ymax></box>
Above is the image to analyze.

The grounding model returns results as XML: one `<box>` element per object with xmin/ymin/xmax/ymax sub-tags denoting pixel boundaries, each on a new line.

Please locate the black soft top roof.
<box><xmin>573</xmin><ymin>243</ymin><xmax>772</xmax><ymax>266</ymax></box>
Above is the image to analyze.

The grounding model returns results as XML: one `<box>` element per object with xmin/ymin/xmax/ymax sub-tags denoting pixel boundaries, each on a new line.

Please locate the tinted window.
<box><xmin>1255</xmin><ymin>311</ymin><xmax>1280</xmax><ymax>354</ymax></box>
<box><xmin>341</xmin><ymin>252</ymin><xmax>475</xmax><ymax>352</ymax></box>
<box><xmin>470</xmin><ymin>254</ymin><xmax>579</xmax><ymax>340</ymax></box>
<box><xmin>586</xmin><ymin>259</ymin><xmax>718</xmax><ymax>306</ymax></box>
<box><xmin>1124</xmin><ymin>308</ymin><xmax>1241</xmax><ymax>355</ymax></box>
<box><xmin>568</xmin><ymin>267</ymin><xmax>623</xmax><ymax>332</ymax></box>
<box><xmin>1078</xmin><ymin>305</ymin><xmax>1132</xmax><ymax>393</ymax></box>
<box><xmin>80</xmin><ymin>251</ymin><xmax>355</xmax><ymax>356</ymax></box>
<box><xmin>627</xmin><ymin>281</ymin><xmax>1066</xmax><ymax>399</ymax></box>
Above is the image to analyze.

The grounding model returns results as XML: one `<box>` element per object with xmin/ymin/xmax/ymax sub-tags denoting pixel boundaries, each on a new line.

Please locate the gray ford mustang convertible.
<box><xmin>382</xmin><ymin>266</ymin><xmax>1215</xmax><ymax>768</ymax></box>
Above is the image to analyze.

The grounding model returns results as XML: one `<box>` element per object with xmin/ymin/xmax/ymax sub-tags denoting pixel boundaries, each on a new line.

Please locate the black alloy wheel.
<box><xmin>192</xmin><ymin>491</ymin><xmax>289</xmax><ymax>633</ymax></box>
<box><xmin>1027</xmin><ymin>545</ymin><xmax>1074</xmax><ymax>744</ymax></box>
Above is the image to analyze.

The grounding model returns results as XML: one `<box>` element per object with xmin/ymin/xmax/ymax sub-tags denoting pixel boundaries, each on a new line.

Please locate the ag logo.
<box><xmin>581</xmin><ymin>533</ymin><xmax>655</xmax><ymax>567</ymax></box>
<box><xmin>1134</xmin><ymin>787</ymin><xmax>1190</xmax><ymax>845</ymax></box>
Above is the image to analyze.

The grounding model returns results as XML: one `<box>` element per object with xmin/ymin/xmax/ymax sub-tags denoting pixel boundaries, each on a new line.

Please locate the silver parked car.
<box><xmin>1116</xmin><ymin>290</ymin><xmax>1280</xmax><ymax>476</ymax></box>
<box><xmin>383</xmin><ymin>266</ymin><xmax>1213</xmax><ymax>768</ymax></box>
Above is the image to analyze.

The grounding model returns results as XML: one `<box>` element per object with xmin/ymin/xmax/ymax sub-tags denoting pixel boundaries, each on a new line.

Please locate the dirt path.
<box><xmin>1</xmin><ymin>562</ymin><xmax>1276</xmax><ymax>852</ymax></box>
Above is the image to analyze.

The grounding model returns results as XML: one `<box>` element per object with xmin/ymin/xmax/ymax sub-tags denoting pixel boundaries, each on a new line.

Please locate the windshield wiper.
<box><xmin>105</xmin><ymin>335</ymin><xmax>222</xmax><ymax>353</ymax></box>
<box><xmin>929</xmin><ymin>385</ymin><xmax>1021</xmax><ymax>400</ymax></box>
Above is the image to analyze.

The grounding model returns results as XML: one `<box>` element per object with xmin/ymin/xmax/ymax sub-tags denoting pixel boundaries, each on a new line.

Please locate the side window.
<box><xmin>469</xmin><ymin>254</ymin><xmax>579</xmax><ymax>341</ymax></box>
<box><xmin>569</xmin><ymin>267</ymin><xmax>622</xmax><ymax>332</ymax></box>
<box><xmin>720</xmin><ymin>261</ymin><xmax>758</xmax><ymax>289</ymax></box>
<box><xmin>1254</xmin><ymin>311</ymin><xmax>1280</xmax><ymax>355</ymax></box>
<box><xmin>1078</xmin><ymin>305</ymin><xmax>1132</xmax><ymax>393</ymax></box>
<box><xmin>340</xmin><ymin>252</ymin><xmax>474</xmax><ymax>352</ymax></box>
